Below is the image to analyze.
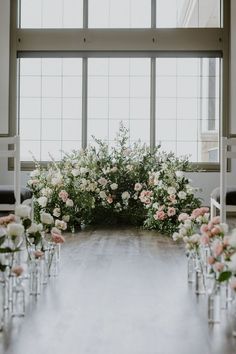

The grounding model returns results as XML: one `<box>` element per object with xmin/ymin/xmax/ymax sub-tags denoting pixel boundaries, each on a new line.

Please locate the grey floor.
<box><xmin>1</xmin><ymin>227</ymin><xmax>236</xmax><ymax>354</ymax></box>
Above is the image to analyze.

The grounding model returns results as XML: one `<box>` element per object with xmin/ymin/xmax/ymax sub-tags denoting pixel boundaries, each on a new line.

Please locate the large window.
<box><xmin>13</xmin><ymin>0</ymin><xmax>228</xmax><ymax>168</ymax></box>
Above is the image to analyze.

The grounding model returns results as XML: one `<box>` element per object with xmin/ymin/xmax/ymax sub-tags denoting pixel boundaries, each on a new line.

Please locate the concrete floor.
<box><xmin>1</xmin><ymin>227</ymin><xmax>236</xmax><ymax>354</ymax></box>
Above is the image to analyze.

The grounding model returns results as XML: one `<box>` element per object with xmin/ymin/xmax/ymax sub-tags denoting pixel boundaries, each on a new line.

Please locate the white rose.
<box><xmin>55</xmin><ymin>219</ymin><xmax>67</xmax><ymax>231</ymax></box>
<box><xmin>66</xmin><ymin>199</ymin><xmax>74</xmax><ymax>207</ymax></box>
<box><xmin>178</xmin><ymin>191</ymin><xmax>187</xmax><ymax>200</ymax></box>
<box><xmin>53</xmin><ymin>208</ymin><xmax>61</xmax><ymax>218</ymax></box>
<box><xmin>40</xmin><ymin>212</ymin><xmax>54</xmax><ymax>225</ymax></box>
<box><xmin>167</xmin><ymin>187</ymin><xmax>176</xmax><ymax>195</ymax></box>
<box><xmin>72</xmin><ymin>169</ymin><xmax>80</xmax><ymax>177</ymax></box>
<box><xmin>15</xmin><ymin>205</ymin><xmax>31</xmax><ymax>219</ymax></box>
<box><xmin>27</xmin><ymin>223</ymin><xmax>40</xmax><ymax>234</ymax></box>
<box><xmin>37</xmin><ymin>196</ymin><xmax>48</xmax><ymax>208</ymax></box>
<box><xmin>41</xmin><ymin>187</ymin><xmax>52</xmax><ymax>197</ymax></box>
<box><xmin>98</xmin><ymin>177</ymin><xmax>108</xmax><ymax>186</ymax></box>
<box><xmin>175</xmin><ymin>171</ymin><xmax>184</xmax><ymax>178</ymax></box>
<box><xmin>99</xmin><ymin>191</ymin><xmax>107</xmax><ymax>199</ymax></box>
<box><xmin>110</xmin><ymin>183</ymin><xmax>118</xmax><ymax>191</ymax></box>
<box><xmin>122</xmin><ymin>191</ymin><xmax>130</xmax><ymax>200</ymax></box>
<box><xmin>7</xmin><ymin>223</ymin><xmax>24</xmax><ymax>237</ymax></box>
<box><xmin>134</xmin><ymin>183</ymin><xmax>142</xmax><ymax>191</ymax></box>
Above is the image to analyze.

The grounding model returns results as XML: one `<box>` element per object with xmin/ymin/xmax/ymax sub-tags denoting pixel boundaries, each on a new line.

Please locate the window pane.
<box><xmin>89</xmin><ymin>0</ymin><xmax>151</xmax><ymax>28</ymax></box>
<box><xmin>88</xmin><ymin>58</ymin><xmax>150</xmax><ymax>146</ymax></box>
<box><xmin>157</xmin><ymin>0</ymin><xmax>221</xmax><ymax>28</ymax></box>
<box><xmin>156</xmin><ymin>58</ymin><xmax>220</xmax><ymax>163</ymax></box>
<box><xmin>19</xmin><ymin>58</ymin><xmax>82</xmax><ymax>161</ymax></box>
<box><xmin>20</xmin><ymin>0</ymin><xmax>83</xmax><ymax>28</ymax></box>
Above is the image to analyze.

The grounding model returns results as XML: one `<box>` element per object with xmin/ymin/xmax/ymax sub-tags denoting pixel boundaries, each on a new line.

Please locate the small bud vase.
<box><xmin>208</xmin><ymin>281</ymin><xmax>221</xmax><ymax>323</ymax></box>
<box><xmin>187</xmin><ymin>251</ymin><xmax>195</xmax><ymax>283</ymax></box>
<box><xmin>195</xmin><ymin>258</ymin><xmax>205</xmax><ymax>295</ymax></box>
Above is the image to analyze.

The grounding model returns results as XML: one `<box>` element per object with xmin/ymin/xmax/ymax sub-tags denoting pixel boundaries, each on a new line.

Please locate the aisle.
<box><xmin>2</xmin><ymin>228</ymin><xmax>236</xmax><ymax>354</ymax></box>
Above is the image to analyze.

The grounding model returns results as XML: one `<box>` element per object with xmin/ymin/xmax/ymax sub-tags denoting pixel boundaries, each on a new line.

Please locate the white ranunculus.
<box><xmin>121</xmin><ymin>191</ymin><xmax>130</xmax><ymax>200</ymax></box>
<box><xmin>99</xmin><ymin>191</ymin><xmax>107</xmax><ymax>199</ymax></box>
<box><xmin>40</xmin><ymin>212</ymin><xmax>54</xmax><ymax>225</ymax></box>
<box><xmin>134</xmin><ymin>183</ymin><xmax>142</xmax><ymax>191</ymax></box>
<box><xmin>66</xmin><ymin>199</ymin><xmax>74</xmax><ymax>207</ymax></box>
<box><xmin>110</xmin><ymin>183</ymin><xmax>118</xmax><ymax>191</ymax></box>
<box><xmin>167</xmin><ymin>187</ymin><xmax>176</xmax><ymax>195</ymax></box>
<box><xmin>53</xmin><ymin>208</ymin><xmax>61</xmax><ymax>218</ymax></box>
<box><xmin>72</xmin><ymin>169</ymin><xmax>80</xmax><ymax>177</ymax></box>
<box><xmin>178</xmin><ymin>191</ymin><xmax>187</xmax><ymax>200</ymax></box>
<box><xmin>175</xmin><ymin>171</ymin><xmax>184</xmax><ymax>178</ymax></box>
<box><xmin>7</xmin><ymin>223</ymin><xmax>24</xmax><ymax>237</ymax></box>
<box><xmin>27</xmin><ymin>223</ymin><xmax>40</xmax><ymax>234</ymax></box>
<box><xmin>37</xmin><ymin>196</ymin><xmax>48</xmax><ymax>208</ymax></box>
<box><xmin>15</xmin><ymin>205</ymin><xmax>31</xmax><ymax>219</ymax></box>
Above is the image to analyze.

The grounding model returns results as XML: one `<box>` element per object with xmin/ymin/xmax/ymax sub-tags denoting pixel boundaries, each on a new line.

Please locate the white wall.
<box><xmin>0</xmin><ymin>1</ymin><xmax>236</xmax><ymax>205</ymax></box>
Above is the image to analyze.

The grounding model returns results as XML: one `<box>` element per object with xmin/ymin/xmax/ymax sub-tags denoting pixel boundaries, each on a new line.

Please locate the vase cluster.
<box><xmin>0</xmin><ymin>204</ymin><xmax>65</xmax><ymax>331</ymax></box>
<box><xmin>173</xmin><ymin>207</ymin><xmax>236</xmax><ymax>335</ymax></box>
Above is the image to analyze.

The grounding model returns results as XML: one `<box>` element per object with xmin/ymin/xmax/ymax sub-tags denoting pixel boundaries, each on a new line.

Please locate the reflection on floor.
<box><xmin>1</xmin><ymin>226</ymin><xmax>236</xmax><ymax>354</ymax></box>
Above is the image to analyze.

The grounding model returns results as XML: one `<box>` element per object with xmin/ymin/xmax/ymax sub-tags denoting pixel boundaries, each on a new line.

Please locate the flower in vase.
<box><xmin>51</xmin><ymin>232</ymin><xmax>65</xmax><ymax>244</ymax></box>
<box><xmin>40</xmin><ymin>212</ymin><xmax>54</xmax><ymax>225</ymax></box>
<box><xmin>53</xmin><ymin>208</ymin><xmax>61</xmax><ymax>218</ymax></box>
<box><xmin>7</xmin><ymin>223</ymin><xmax>24</xmax><ymax>237</ymax></box>
<box><xmin>12</xmin><ymin>265</ymin><xmax>24</xmax><ymax>277</ymax></box>
<box><xmin>15</xmin><ymin>204</ymin><xmax>31</xmax><ymax>219</ymax></box>
<box><xmin>55</xmin><ymin>219</ymin><xmax>67</xmax><ymax>231</ymax></box>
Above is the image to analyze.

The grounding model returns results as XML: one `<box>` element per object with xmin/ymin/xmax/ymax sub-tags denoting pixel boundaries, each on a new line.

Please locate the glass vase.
<box><xmin>29</xmin><ymin>259</ymin><xmax>41</xmax><ymax>296</ymax></box>
<box><xmin>208</xmin><ymin>281</ymin><xmax>221</xmax><ymax>323</ymax></box>
<box><xmin>195</xmin><ymin>258</ymin><xmax>206</xmax><ymax>295</ymax></box>
<box><xmin>231</xmin><ymin>294</ymin><xmax>236</xmax><ymax>336</ymax></box>
<box><xmin>12</xmin><ymin>276</ymin><xmax>25</xmax><ymax>317</ymax></box>
<box><xmin>187</xmin><ymin>251</ymin><xmax>195</xmax><ymax>283</ymax></box>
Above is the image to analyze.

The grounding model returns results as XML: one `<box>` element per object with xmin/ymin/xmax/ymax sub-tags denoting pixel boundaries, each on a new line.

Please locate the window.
<box><xmin>12</xmin><ymin>0</ymin><xmax>228</xmax><ymax>168</ymax></box>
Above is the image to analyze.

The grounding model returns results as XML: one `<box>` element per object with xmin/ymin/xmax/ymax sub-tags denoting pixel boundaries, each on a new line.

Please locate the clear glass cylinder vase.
<box><xmin>12</xmin><ymin>276</ymin><xmax>25</xmax><ymax>317</ymax></box>
<box><xmin>231</xmin><ymin>294</ymin><xmax>236</xmax><ymax>336</ymax></box>
<box><xmin>187</xmin><ymin>251</ymin><xmax>195</xmax><ymax>283</ymax></box>
<box><xmin>29</xmin><ymin>259</ymin><xmax>41</xmax><ymax>296</ymax></box>
<box><xmin>195</xmin><ymin>258</ymin><xmax>206</xmax><ymax>295</ymax></box>
<box><xmin>208</xmin><ymin>281</ymin><xmax>221</xmax><ymax>323</ymax></box>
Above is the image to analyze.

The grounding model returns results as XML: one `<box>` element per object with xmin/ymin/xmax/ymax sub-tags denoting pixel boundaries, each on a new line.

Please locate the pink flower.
<box><xmin>34</xmin><ymin>250</ymin><xmax>44</xmax><ymax>259</ymax></box>
<box><xmin>211</xmin><ymin>216</ymin><xmax>221</xmax><ymax>225</ymax></box>
<box><xmin>167</xmin><ymin>207</ymin><xmax>176</xmax><ymax>217</ymax></box>
<box><xmin>0</xmin><ymin>214</ymin><xmax>16</xmax><ymax>226</ymax></box>
<box><xmin>200</xmin><ymin>224</ymin><xmax>209</xmax><ymax>233</ymax></box>
<box><xmin>59</xmin><ymin>190</ymin><xmax>69</xmax><ymax>202</ymax></box>
<box><xmin>178</xmin><ymin>213</ymin><xmax>189</xmax><ymax>222</ymax></box>
<box><xmin>154</xmin><ymin>210</ymin><xmax>166</xmax><ymax>221</ymax></box>
<box><xmin>213</xmin><ymin>262</ymin><xmax>224</xmax><ymax>272</ymax></box>
<box><xmin>139</xmin><ymin>190</ymin><xmax>153</xmax><ymax>204</ymax></box>
<box><xmin>207</xmin><ymin>222</ymin><xmax>214</xmax><ymax>231</ymax></box>
<box><xmin>107</xmin><ymin>195</ymin><xmax>113</xmax><ymax>204</ymax></box>
<box><xmin>51</xmin><ymin>232</ymin><xmax>65</xmax><ymax>244</ymax></box>
<box><xmin>12</xmin><ymin>266</ymin><xmax>24</xmax><ymax>277</ymax></box>
<box><xmin>208</xmin><ymin>256</ymin><xmax>215</xmax><ymax>265</ymax></box>
<box><xmin>212</xmin><ymin>241</ymin><xmax>224</xmax><ymax>257</ymax></box>
<box><xmin>200</xmin><ymin>234</ymin><xmax>210</xmax><ymax>245</ymax></box>
<box><xmin>223</xmin><ymin>236</ymin><xmax>230</xmax><ymax>246</ymax></box>
<box><xmin>168</xmin><ymin>194</ymin><xmax>176</xmax><ymax>202</ymax></box>
<box><xmin>211</xmin><ymin>226</ymin><xmax>221</xmax><ymax>236</ymax></box>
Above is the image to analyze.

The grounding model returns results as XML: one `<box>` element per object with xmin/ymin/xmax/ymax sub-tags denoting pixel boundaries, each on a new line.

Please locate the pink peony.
<box><xmin>167</xmin><ymin>207</ymin><xmax>176</xmax><ymax>217</ymax></box>
<box><xmin>208</xmin><ymin>256</ymin><xmax>215</xmax><ymax>265</ymax></box>
<box><xmin>211</xmin><ymin>226</ymin><xmax>221</xmax><ymax>236</ymax></box>
<box><xmin>139</xmin><ymin>190</ymin><xmax>153</xmax><ymax>205</ymax></box>
<box><xmin>213</xmin><ymin>262</ymin><xmax>224</xmax><ymax>272</ymax></box>
<box><xmin>59</xmin><ymin>190</ymin><xmax>69</xmax><ymax>202</ymax></box>
<box><xmin>212</xmin><ymin>241</ymin><xmax>224</xmax><ymax>257</ymax></box>
<box><xmin>12</xmin><ymin>266</ymin><xmax>24</xmax><ymax>277</ymax></box>
<box><xmin>154</xmin><ymin>210</ymin><xmax>166</xmax><ymax>221</ymax></box>
<box><xmin>51</xmin><ymin>232</ymin><xmax>65</xmax><ymax>244</ymax></box>
<box><xmin>178</xmin><ymin>213</ymin><xmax>189</xmax><ymax>222</ymax></box>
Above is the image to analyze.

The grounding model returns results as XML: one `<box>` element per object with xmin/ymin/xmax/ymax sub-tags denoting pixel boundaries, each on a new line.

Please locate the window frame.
<box><xmin>7</xmin><ymin>0</ymin><xmax>230</xmax><ymax>171</ymax></box>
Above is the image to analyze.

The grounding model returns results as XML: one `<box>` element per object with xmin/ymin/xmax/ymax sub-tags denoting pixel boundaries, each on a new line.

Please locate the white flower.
<box><xmin>99</xmin><ymin>191</ymin><xmax>107</xmax><ymax>199</ymax></box>
<box><xmin>62</xmin><ymin>215</ymin><xmax>70</xmax><ymax>222</ymax></box>
<box><xmin>179</xmin><ymin>227</ymin><xmax>187</xmax><ymax>236</ymax></box>
<box><xmin>40</xmin><ymin>212</ymin><xmax>54</xmax><ymax>225</ymax></box>
<box><xmin>41</xmin><ymin>187</ymin><xmax>52</xmax><ymax>197</ymax></box>
<box><xmin>186</xmin><ymin>185</ymin><xmax>194</xmax><ymax>194</ymax></box>
<box><xmin>134</xmin><ymin>183</ymin><xmax>142</xmax><ymax>191</ymax></box>
<box><xmin>172</xmin><ymin>232</ymin><xmax>180</xmax><ymax>241</ymax></box>
<box><xmin>110</xmin><ymin>166</ymin><xmax>118</xmax><ymax>173</ymax></box>
<box><xmin>27</xmin><ymin>223</ymin><xmax>40</xmax><ymax>234</ymax></box>
<box><xmin>51</xmin><ymin>174</ymin><xmax>63</xmax><ymax>186</ymax></box>
<box><xmin>53</xmin><ymin>208</ymin><xmax>61</xmax><ymax>218</ymax></box>
<box><xmin>110</xmin><ymin>183</ymin><xmax>118</xmax><ymax>191</ymax></box>
<box><xmin>167</xmin><ymin>187</ymin><xmax>176</xmax><ymax>195</ymax></box>
<box><xmin>152</xmin><ymin>202</ymin><xmax>159</xmax><ymax>210</ymax></box>
<box><xmin>66</xmin><ymin>199</ymin><xmax>74</xmax><ymax>207</ymax></box>
<box><xmin>98</xmin><ymin>177</ymin><xmax>108</xmax><ymax>186</ymax></box>
<box><xmin>162</xmin><ymin>163</ymin><xmax>168</xmax><ymax>170</ymax></box>
<box><xmin>190</xmin><ymin>234</ymin><xmax>201</xmax><ymax>244</ymax></box>
<box><xmin>7</xmin><ymin>223</ymin><xmax>24</xmax><ymax>237</ymax></box>
<box><xmin>30</xmin><ymin>169</ymin><xmax>40</xmax><ymax>178</ymax></box>
<box><xmin>72</xmin><ymin>169</ymin><xmax>80</xmax><ymax>177</ymax></box>
<box><xmin>220</xmin><ymin>223</ymin><xmax>229</xmax><ymax>234</ymax></box>
<box><xmin>15</xmin><ymin>205</ymin><xmax>31</xmax><ymax>219</ymax></box>
<box><xmin>55</xmin><ymin>219</ymin><xmax>67</xmax><ymax>231</ymax></box>
<box><xmin>51</xmin><ymin>226</ymin><xmax>62</xmax><ymax>235</ymax></box>
<box><xmin>175</xmin><ymin>171</ymin><xmax>184</xmax><ymax>178</ymax></box>
<box><xmin>37</xmin><ymin>196</ymin><xmax>48</xmax><ymax>208</ymax></box>
<box><xmin>184</xmin><ymin>219</ymin><xmax>192</xmax><ymax>229</ymax></box>
<box><xmin>122</xmin><ymin>191</ymin><xmax>130</xmax><ymax>200</ymax></box>
<box><xmin>80</xmin><ymin>167</ymin><xmax>89</xmax><ymax>174</ymax></box>
<box><xmin>178</xmin><ymin>191</ymin><xmax>187</xmax><ymax>200</ymax></box>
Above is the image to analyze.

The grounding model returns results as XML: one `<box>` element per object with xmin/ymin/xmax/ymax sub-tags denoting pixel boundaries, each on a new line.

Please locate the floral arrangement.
<box><xmin>28</xmin><ymin>124</ymin><xmax>201</xmax><ymax>235</ymax></box>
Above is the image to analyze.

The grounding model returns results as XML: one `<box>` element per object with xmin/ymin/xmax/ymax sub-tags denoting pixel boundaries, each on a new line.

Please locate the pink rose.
<box><xmin>154</xmin><ymin>210</ymin><xmax>166</xmax><ymax>221</ymax></box>
<box><xmin>51</xmin><ymin>232</ymin><xmax>65</xmax><ymax>244</ymax></box>
<box><xmin>107</xmin><ymin>195</ymin><xmax>113</xmax><ymax>204</ymax></box>
<box><xmin>208</xmin><ymin>256</ymin><xmax>215</xmax><ymax>265</ymax></box>
<box><xmin>211</xmin><ymin>226</ymin><xmax>221</xmax><ymax>236</ymax></box>
<box><xmin>167</xmin><ymin>207</ymin><xmax>176</xmax><ymax>217</ymax></box>
<box><xmin>212</xmin><ymin>241</ymin><xmax>224</xmax><ymax>257</ymax></box>
<box><xmin>200</xmin><ymin>234</ymin><xmax>210</xmax><ymax>245</ymax></box>
<box><xmin>12</xmin><ymin>266</ymin><xmax>24</xmax><ymax>277</ymax></box>
<box><xmin>213</xmin><ymin>262</ymin><xmax>224</xmax><ymax>272</ymax></box>
<box><xmin>59</xmin><ymin>190</ymin><xmax>69</xmax><ymax>202</ymax></box>
<box><xmin>178</xmin><ymin>213</ymin><xmax>189</xmax><ymax>222</ymax></box>
<box><xmin>0</xmin><ymin>214</ymin><xmax>16</xmax><ymax>226</ymax></box>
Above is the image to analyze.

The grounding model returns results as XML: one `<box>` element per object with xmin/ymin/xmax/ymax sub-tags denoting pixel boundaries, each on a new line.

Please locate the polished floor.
<box><xmin>1</xmin><ymin>227</ymin><xmax>236</xmax><ymax>354</ymax></box>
